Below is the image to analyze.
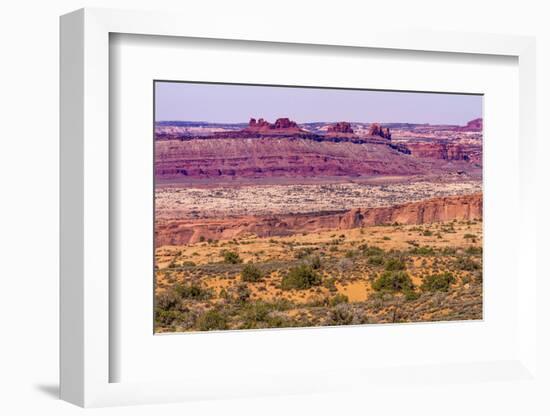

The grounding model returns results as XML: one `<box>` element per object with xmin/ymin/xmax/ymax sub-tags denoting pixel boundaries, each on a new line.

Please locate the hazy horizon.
<box><xmin>155</xmin><ymin>81</ymin><xmax>483</xmax><ymax>125</ymax></box>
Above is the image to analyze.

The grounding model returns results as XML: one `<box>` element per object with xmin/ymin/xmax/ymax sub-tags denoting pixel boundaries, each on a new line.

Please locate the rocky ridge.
<box><xmin>155</xmin><ymin>193</ymin><xmax>482</xmax><ymax>245</ymax></box>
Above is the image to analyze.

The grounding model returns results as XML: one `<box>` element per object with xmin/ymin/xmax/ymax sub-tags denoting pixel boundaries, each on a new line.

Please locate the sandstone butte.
<box><xmin>323</xmin><ymin>121</ymin><xmax>357</xmax><ymax>139</ymax></box>
<box><xmin>367</xmin><ymin>123</ymin><xmax>392</xmax><ymax>140</ymax></box>
<box><xmin>244</xmin><ymin>117</ymin><xmax>306</xmax><ymax>134</ymax></box>
<box><xmin>155</xmin><ymin>192</ymin><xmax>482</xmax><ymax>246</ymax></box>
<box><xmin>327</xmin><ymin>121</ymin><xmax>354</xmax><ymax>134</ymax></box>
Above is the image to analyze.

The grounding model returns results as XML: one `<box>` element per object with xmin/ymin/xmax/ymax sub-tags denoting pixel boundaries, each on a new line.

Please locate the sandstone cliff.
<box><xmin>404</xmin><ymin>142</ymin><xmax>470</xmax><ymax>161</ymax></box>
<box><xmin>155</xmin><ymin>193</ymin><xmax>482</xmax><ymax>246</ymax></box>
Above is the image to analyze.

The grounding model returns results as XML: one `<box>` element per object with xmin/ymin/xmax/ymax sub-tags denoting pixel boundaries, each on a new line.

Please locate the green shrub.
<box><xmin>465</xmin><ymin>246</ymin><xmax>483</xmax><ymax>255</ymax></box>
<box><xmin>421</xmin><ymin>272</ymin><xmax>456</xmax><ymax>292</ymax></box>
<box><xmin>241</xmin><ymin>301</ymin><xmax>271</xmax><ymax>326</ymax></box>
<box><xmin>281</xmin><ymin>264</ymin><xmax>321</xmax><ymax>290</ymax></box>
<box><xmin>372</xmin><ymin>270</ymin><xmax>414</xmax><ymax>293</ymax></box>
<box><xmin>464</xmin><ymin>233</ymin><xmax>476</xmax><ymax>239</ymax></box>
<box><xmin>454</xmin><ymin>256</ymin><xmax>481</xmax><ymax>271</ymax></box>
<box><xmin>363</xmin><ymin>246</ymin><xmax>384</xmax><ymax>257</ymax></box>
<box><xmin>308</xmin><ymin>255</ymin><xmax>322</xmax><ymax>270</ymax></box>
<box><xmin>239</xmin><ymin>300</ymin><xmax>294</xmax><ymax>329</ymax></box>
<box><xmin>156</xmin><ymin>291</ymin><xmax>178</xmax><ymax>310</ymax></box>
<box><xmin>441</xmin><ymin>247</ymin><xmax>457</xmax><ymax>255</ymax></box>
<box><xmin>409</xmin><ymin>246</ymin><xmax>435</xmax><ymax>256</ymax></box>
<box><xmin>233</xmin><ymin>283</ymin><xmax>251</xmax><ymax>303</ymax></box>
<box><xmin>294</xmin><ymin>247</ymin><xmax>314</xmax><ymax>259</ymax></box>
<box><xmin>384</xmin><ymin>257</ymin><xmax>406</xmax><ymax>271</ymax></box>
<box><xmin>222</xmin><ymin>250</ymin><xmax>242</xmax><ymax>264</ymax></box>
<box><xmin>155</xmin><ymin>308</ymin><xmax>184</xmax><ymax>326</ymax></box>
<box><xmin>422</xmin><ymin>230</ymin><xmax>433</xmax><ymax>236</ymax></box>
<box><xmin>323</xmin><ymin>277</ymin><xmax>337</xmax><ymax>291</ymax></box>
<box><xmin>173</xmin><ymin>283</ymin><xmax>212</xmax><ymax>300</ymax></box>
<box><xmin>329</xmin><ymin>304</ymin><xmax>354</xmax><ymax>325</ymax></box>
<box><xmin>241</xmin><ymin>263</ymin><xmax>262</xmax><ymax>282</ymax></box>
<box><xmin>329</xmin><ymin>293</ymin><xmax>349</xmax><ymax>306</ymax></box>
<box><xmin>197</xmin><ymin>309</ymin><xmax>228</xmax><ymax>331</ymax></box>
<box><xmin>367</xmin><ymin>255</ymin><xmax>384</xmax><ymax>266</ymax></box>
<box><xmin>403</xmin><ymin>288</ymin><xmax>420</xmax><ymax>301</ymax></box>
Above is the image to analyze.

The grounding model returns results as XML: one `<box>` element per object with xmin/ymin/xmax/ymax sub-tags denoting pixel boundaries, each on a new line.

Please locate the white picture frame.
<box><xmin>60</xmin><ymin>7</ymin><xmax>539</xmax><ymax>408</ymax></box>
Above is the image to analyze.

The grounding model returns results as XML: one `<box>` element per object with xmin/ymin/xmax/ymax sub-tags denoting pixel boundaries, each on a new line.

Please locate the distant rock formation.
<box><xmin>155</xmin><ymin>193</ymin><xmax>482</xmax><ymax>245</ymax></box>
<box><xmin>327</xmin><ymin>122</ymin><xmax>354</xmax><ymax>134</ymax></box>
<box><xmin>458</xmin><ymin>118</ymin><xmax>483</xmax><ymax>132</ymax></box>
<box><xmin>248</xmin><ymin>117</ymin><xmax>271</xmax><ymax>131</ymax></box>
<box><xmin>404</xmin><ymin>142</ymin><xmax>470</xmax><ymax>161</ymax></box>
<box><xmin>246</xmin><ymin>117</ymin><xmax>303</xmax><ymax>133</ymax></box>
<box><xmin>368</xmin><ymin>123</ymin><xmax>392</xmax><ymax>140</ymax></box>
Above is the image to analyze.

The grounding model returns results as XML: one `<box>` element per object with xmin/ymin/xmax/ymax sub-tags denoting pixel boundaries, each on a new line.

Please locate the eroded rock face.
<box><xmin>327</xmin><ymin>122</ymin><xmax>354</xmax><ymax>134</ymax></box>
<box><xmin>368</xmin><ymin>123</ymin><xmax>391</xmax><ymax>140</ymax></box>
<box><xmin>340</xmin><ymin>192</ymin><xmax>482</xmax><ymax>227</ymax></box>
<box><xmin>404</xmin><ymin>142</ymin><xmax>470</xmax><ymax>161</ymax></box>
<box><xmin>155</xmin><ymin>133</ymin><xmax>477</xmax><ymax>180</ymax></box>
<box><xmin>246</xmin><ymin>117</ymin><xmax>301</xmax><ymax>132</ymax></box>
<box><xmin>459</xmin><ymin>118</ymin><xmax>483</xmax><ymax>132</ymax></box>
<box><xmin>155</xmin><ymin>193</ymin><xmax>482</xmax><ymax>246</ymax></box>
<box><xmin>248</xmin><ymin>117</ymin><xmax>271</xmax><ymax>130</ymax></box>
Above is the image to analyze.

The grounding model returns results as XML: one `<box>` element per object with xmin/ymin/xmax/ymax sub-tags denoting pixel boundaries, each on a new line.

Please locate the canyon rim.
<box><xmin>154</xmin><ymin>81</ymin><xmax>483</xmax><ymax>333</ymax></box>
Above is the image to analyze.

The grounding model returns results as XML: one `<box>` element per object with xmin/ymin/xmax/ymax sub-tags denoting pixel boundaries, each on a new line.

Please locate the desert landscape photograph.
<box><xmin>154</xmin><ymin>81</ymin><xmax>483</xmax><ymax>333</ymax></box>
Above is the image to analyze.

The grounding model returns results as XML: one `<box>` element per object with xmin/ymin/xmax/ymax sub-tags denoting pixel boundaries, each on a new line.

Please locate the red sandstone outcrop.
<box><xmin>404</xmin><ymin>142</ymin><xmax>470</xmax><ymax>161</ymax></box>
<box><xmin>155</xmin><ymin>193</ymin><xmax>482</xmax><ymax>246</ymax></box>
<box><xmin>247</xmin><ymin>117</ymin><xmax>272</xmax><ymax>130</ymax></box>
<box><xmin>327</xmin><ymin>122</ymin><xmax>354</xmax><ymax>134</ymax></box>
<box><xmin>458</xmin><ymin>118</ymin><xmax>483</xmax><ymax>132</ymax></box>
<box><xmin>368</xmin><ymin>123</ymin><xmax>392</xmax><ymax>140</ymax></box>
<box><xmin>245</xmin><ymin>117</ymin><xmax>305</xmax><ymax>134</ymax></box>
<box><xmin>339</xmin><ymin>192</ymin><xmax>481</xmax><ymax>227</ymax></box>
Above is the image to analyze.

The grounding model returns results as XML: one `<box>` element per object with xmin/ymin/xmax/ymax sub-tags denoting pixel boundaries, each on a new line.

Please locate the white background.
<box><xmin>112</xmin><ymin>34</ymin><xmax>519</xmax><ymax>383</ymax></box>
<box><xmin>1</xmin><ymin>1</ymin><xmax>549</xmax><ymax>415</ymax></box>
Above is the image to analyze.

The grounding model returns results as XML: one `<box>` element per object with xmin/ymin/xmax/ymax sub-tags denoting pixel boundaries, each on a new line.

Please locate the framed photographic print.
<box><xmin>153</xmin><ymin>81</ymin><xmax>483</xmax><ymax>334</ymax></box>
<box><xmin>60</xmin><ymin>7</ymin><xmax>541</xmax><ymax>409</ymax></box>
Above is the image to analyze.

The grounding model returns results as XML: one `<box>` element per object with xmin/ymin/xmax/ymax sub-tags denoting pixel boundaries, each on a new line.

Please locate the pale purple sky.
<box><xmin>155</xmin><ymin>81</ymin><xmax>482</xmax><ymax>125</ymax></box>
